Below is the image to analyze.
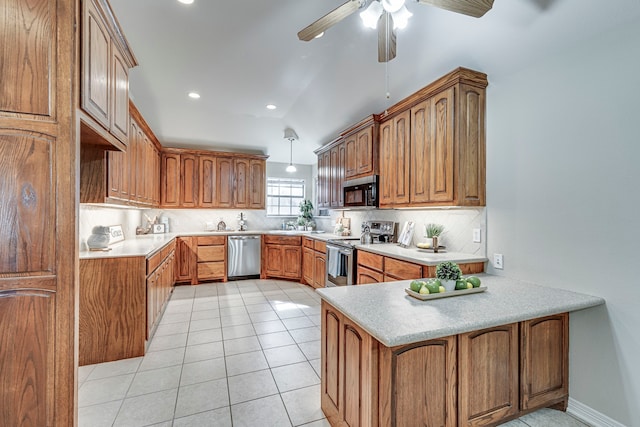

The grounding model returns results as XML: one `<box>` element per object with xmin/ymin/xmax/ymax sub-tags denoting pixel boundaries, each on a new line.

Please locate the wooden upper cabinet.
<box><xmin>356</xmin><ymin>125</ymin><xmax>375</xmax><ymax>176</ymax></box>
<box><xmin>82</xmin><ymin>0</ymin><xmax>111</xmax><ymax>129</ymax></box>
<box><xmin>80</xmin><ymin>0</ymin><xmax>137</xmax><ymax>147</ymax></box>
<box><xmin>330</xmin><ymin>145</ymin><xmax>340</xmax><ymax>207</ymax></box>
<box><xmin>161</xmin><ymin>152</ymin><xmax>180</xmax><ymax>207</ymax></box>
<box><xmin>344</xmin><ymin>134</ymin><xmax>357</xmax><ymax>178</ymax></box>
<box><xmin>234</xmin><ymin>158</ymin><xmax>250</xmax><ymax>208</ymax></box>
<box><xmin>249</xmin><ymin>159</ymin><xmax>265</xmax><ymax>209</ymax></box>
<box><xmin>457</xmin><ymin>83</ymin><xmax>486</xmax><ymax>206</ymax></box>
<box><xmin>317</xmin><ymin>150</ymin><xmax>331</xmax><ymax>208</ymax></box>
<box><xmin>380</xmin><ymin>110</ymin><xmax>410</xmax><ymax>207</ymax></box>
<box><xmin>215</xmin><ymin>157</ymin><xmax>234</xmax><ymax>208</ymax></box>
<box><xmin>180</xmin><ymin>154</ymin><xmax>198</xmax><ymax>208</ymax></box>
<box><xmin>428</xmin><ymin>88</ymin><xmax>455</xmax><ymax>203</ymax></box>
<box><xmin>199</xmin><ymin>155</ymin><xmax>216</xmax><ymax>208</ymax></box>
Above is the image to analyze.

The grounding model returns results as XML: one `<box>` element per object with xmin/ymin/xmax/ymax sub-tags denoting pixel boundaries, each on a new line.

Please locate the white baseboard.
<box><xmin>567</xmin><ymin>398</ymin><xmax>628</xmax><ymax>427</ymax></box>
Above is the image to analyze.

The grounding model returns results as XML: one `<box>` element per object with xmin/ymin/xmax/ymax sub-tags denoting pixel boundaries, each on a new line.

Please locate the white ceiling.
<box><xmin>109</xmin><ymin>0</ymin><xmax>640</xmax><ymax>165</ymax></box>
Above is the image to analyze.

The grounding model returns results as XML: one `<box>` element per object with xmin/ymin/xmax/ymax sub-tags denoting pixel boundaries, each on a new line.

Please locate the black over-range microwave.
<box><xmin>343</xmin><ymin>175</ymin><xmax>378</xmax><ymax>208</ymax></box>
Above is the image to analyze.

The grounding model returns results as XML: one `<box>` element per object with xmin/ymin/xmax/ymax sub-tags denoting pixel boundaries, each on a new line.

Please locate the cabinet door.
<box><xmin>249</xmin><ymin>159</ymin><xmax>265</xmax><ymax>209</ymax></box>
<box><xmin>344</xmin><ymin>134</ymin><xmax>357</xmax><ymax>178</ymax></box>
<box><xmin>302</xmin><ymin>247</ymin><xmax>314</xmax><ymax>285</ymax></box>
<box><xmin>161</xmin><ymin>152</ymin><xmax>180</xmax><ymax>207</ymax></box>
<box><xmin>457</xmin><ymin>83</ymin><xmax>486</xmax><ymax>206</ymax></box>
<box><xmin>384</xmin><ymin>256</ymin><xmax>421</xmax><ymax>280</ymax></box>
<box><xmin>338</xmin><ymin>143</ymin><xmax>346</xmax><ymax>206</ymax></box>
<box><xmin>199</xmin><ymin>155</ymin><xmax>216</xmax><ymax>208</ymax></box>
<box><xmin>175</xmin><ymin>237</ymin><xmax>195</xmax><ymax>282</ymax></box>
<box><xmin>180</xmin><ymin>154</ymin><xmax>198</xmax><ymax>207</ymax></box>
<box><xmin>134</xmin><ymin>123</ymin><xmax>146</xmax><ymax>203</ymax></box>
<box><xmin>356</xmin><ymin>266</ymin><xmax>383</xmax><ymax>284</ymax></box>
<box><xmin>316</xmin><ymin>153</ymin><xmax>326</xmax><ymax>208</ymax></box>
<box><xmin>146</xmin><ymin>272</ymin><xmax>156</xmax><ymax>339</ymax></box>
<box><xmin>383</xmin><ymin>112</ymin><xmax>410</xmax><ymax>206</ymax></box>
<box><xmin>313</xmin><ymin>252</ymin><xmax>326</xmax><ymax>288</ymax></box>
<box><xmin>410</xmin><ymin>99</ymin><xmax>431</xmax><ymax>203</ymax></box>
<box><xmin>521</xmin><ymin>313</ymin><xmax>568</xmax><ymax>411</ymax></box>
<box><xmin>234</xmin><ymin>158</ymin><xmax>250</xmax><ymax>208</ymax></box>
<box><xmin>330</xmin><ymin>145</ymin><xmax>340</xmax><ymax>207</ymax></box>
<box><xmin>379</xmin><ymin>119</ymin><xmax>394</xmax><ymax>206</ymax></box>
<box><xmin>264</xmin><ymin>245</ymin><xmax>283</xmax><ymax>277</ymax></box>
<box><xmin>429</xmin><ymin>88</ymin><xmax>455</xmax><ymax>203</ymax></box>
<box><xmin>356</xmin><ymin>126</ymin><xmax>374</xmax><ymax>176</ymax></box>
<box><xmin>111</xmin><ymin>44</ymin><xmax>129</xmax><ymax>143</ymax></box>
<box><xmin>282</xmin><ymin>246</ymin><xmax>301</xmax><ymax>279</ymax></box>
<box><xmin>379</xmin><ymin>337</ymin><xmax>457</xmax><ymax>427</ymax></box>
<box><xmin>321</xmin><ymin>303</ymin><xmax>342</xmax><ymax>421</ymax></box>
<box><xmin>215</xmin><ymin>157</ymin><xmax>234</xmax><ymax>208</ymax></box>
<box><xmin>458</xmin><ymin>324</ymin><xmax>519</xmax><ymax>426</ymax></box>
<box><xmin>321</xmin><ymin>151</ymin><xmax>331</xmax><ymax>207</ymax></box>
<box><xmin>107</xmin><ymin>150</ymin><xmax>124</xmax><ymax>200</ymax></box>
<box><xmin>82</xmin><ymin>0</ymin><xmax>111</xmax><ymax>128</ymax></box>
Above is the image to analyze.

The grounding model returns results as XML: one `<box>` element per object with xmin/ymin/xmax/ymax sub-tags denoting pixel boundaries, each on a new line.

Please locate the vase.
<box><xmin>440</xmin><ymin>279</ymin><xmax>457</xmax><ymax>292</ymax></box>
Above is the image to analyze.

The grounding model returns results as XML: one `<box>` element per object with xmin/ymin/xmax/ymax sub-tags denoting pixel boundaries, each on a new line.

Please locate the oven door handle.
<box><xmin>326</xmin><ymin>244</ymin><xmax>352</xmax><ymax>256</ymax></box>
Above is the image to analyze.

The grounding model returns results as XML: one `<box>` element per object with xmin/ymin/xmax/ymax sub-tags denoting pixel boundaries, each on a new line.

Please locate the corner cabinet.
<box><xmin>321</xmin><ymin>302</ymin><xmax>570</xmax><ymax>427</ymax></box>
<box><xmin>380</xmin><ymin>68</ymin><xmax>487</xmax><ymax>208</ymax></box>
<box><xmin>160</xmin><ymin>149</ymin><xmax>267</xmax><ymax>209</ymax></box>
<box><xmin>80</xmin><ymin>0</ymin><xmax>137</xmax><ymax>150</ymax></box>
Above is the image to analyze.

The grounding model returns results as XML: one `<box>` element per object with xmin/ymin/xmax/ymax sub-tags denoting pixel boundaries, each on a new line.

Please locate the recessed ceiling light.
<box><xmin>188</xmin><ymin>92</ymin><xmax>200</xmax><ymax>99</ymax></box>
<box><xmin>266</xmin><ymin>104</ymin><xmax>277</xmax><ymax>110</ymax></box>
<box><xmin>314</xmin><ymin>32</ymin><xmax>324</xmax><ymax>39</ymax></box>
<box><xmin>177</xmin><ymin>0</ymin><xmax>194</xmax><ymax>4</ymax></box>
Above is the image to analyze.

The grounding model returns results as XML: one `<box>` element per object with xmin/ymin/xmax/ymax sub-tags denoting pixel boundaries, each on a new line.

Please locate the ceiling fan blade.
<box><xmin>417</xmin><ymin>0</ymin><xmax>494</xmax><ymax>18</ymax></box>
<box><xmin>298</xmin><ymin>0</ymin><xmax>365</xmax><ymax>41</ymax></box>
<box><xmin>378</xmin><ymin>12</ymin><xmax>396</xmax><ymax>63</ymax></box>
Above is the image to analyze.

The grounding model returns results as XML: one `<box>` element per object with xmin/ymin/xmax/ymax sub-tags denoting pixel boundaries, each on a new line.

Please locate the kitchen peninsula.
<box><xmin>316</xmin><ymin>275</ymin><xmax>604</xmax><ymax>427</ymax></box>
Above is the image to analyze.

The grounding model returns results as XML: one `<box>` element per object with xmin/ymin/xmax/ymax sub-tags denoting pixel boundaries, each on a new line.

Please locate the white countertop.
<box><xmin>79</xmin><ymin>230</ymin><xmax>356</xmax><ymax>259</ymax></box>
<box><xmin>355</xmin><ymin>243</ymin><xmax>487</xmax><ymax>266</ymax></box>
<box><xmin>316</xmin><ymin>274</ymin><xmax>604</xmax><ymax>347</ymax></box>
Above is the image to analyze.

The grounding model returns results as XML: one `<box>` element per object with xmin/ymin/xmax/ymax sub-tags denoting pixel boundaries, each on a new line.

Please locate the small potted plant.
<box><xmin>425</xmin><ymin>223</ymin><xmax>444</xmax><ymax>250</ymax></box>
<box><xmin>435</xmin><ymin>261</ymin><xmax>462</xmax><ymax>291</ymax></box>
<box><xmin>296</xmin><ymin>216</ymin><xmax>307</xmax><ymax>230</ymax></box>
<box><xmin>305</xmin><ymin>220</ymin><xmax>316</xmax><ymax>231</ymax></box>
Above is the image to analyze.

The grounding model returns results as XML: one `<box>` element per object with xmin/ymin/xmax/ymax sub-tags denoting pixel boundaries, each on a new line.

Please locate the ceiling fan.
<box><xmin>298</xmin><ymin>0</ymin><xmax>495</xmax><ymax>62</ymax></box>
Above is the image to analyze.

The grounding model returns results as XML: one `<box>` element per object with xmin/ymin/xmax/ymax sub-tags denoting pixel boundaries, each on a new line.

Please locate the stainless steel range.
<box><xmin>325</xmin><ymin>220</ymin><xmax>397</xmax><ymax>287</ymax></box>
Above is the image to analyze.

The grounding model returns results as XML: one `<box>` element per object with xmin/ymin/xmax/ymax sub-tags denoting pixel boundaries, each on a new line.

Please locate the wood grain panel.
<box><xmin>0</xmin><ymin>0</ymin><xmax>54</xmax><ymax>117</ymax></box>
<box><xmin>175</xmin><ymin>237</ymin><xmax>195</xmax><ymax>283</ymax></box>
<box><xmin>234</xmin><ymin>158</ymin><xmax>249</xmax><ymax>208</ymax></box>
<box><xmin>215</xmin><ymin>157</ymin><xmax>234</xmax><ymax>208</ymax></box>
<box><xmin>303</xmin><ymin>237</ymin><xmax>314</xmax><ymax>249</ymax></box>
<box><xmin>0</xmin><ymin>132</ymin><xmax>53</xmax><ymax>274</ymax></box>
<box><xmin>196</xmin><ymin>235</ymin><xmax>225</xmax><ymax>246</ymax></box>
<box><xmin>313</xmin><ymin>240</ymin><xmax>326</xmax><ymax>253</ymax></box>
<box><xmin>111</xmin><ymin>44</ymin><xmax>129</xmax><ymax>142</ymax></box>
<box><xmin>0</xmin><ymin>290</ymin><xmax>55</xmax><ymax>427</ymax></box>
<box><xmin>197</xmin><ymin>261</ymin><xmax>225</xmax><ymax>280</ymax></box>
<box><xmin>180</xmin><ymin>153</ymin><xmax>198</xmax><ymax>207</ymax></box>
<box><xmin>263</xmin><ymin>235</ymin><xmax>302</xmax><ymax>245</ymax></box>
<box><xmin>197</xmin><ymin>246</ymin><xmax>225</xmax><ymax>262</ymax></box>
<box><xmin>302</xmin><ymin>247</ymin><xmax>314</xmax><ymax>285</ymax></box>
<box><xmin>521</xmin><ymin>313</ymin><xmax>568</xmax><ymax>410</ymax></box>
<box><xmin>321</xmin><ymin>304</ymin><xmax>341</xmax><ymax>417</ymax></box>
<box><xmin>457</xmin><ymin>84</ymin><xmax>486</xmax><ymax>206</ymax></box>
<box><xmin>199</xmin><ymin>155</ymin><xmax>216</xmax><ymax>207</ymax></box>
<box><xmin>423</xmin><ymin>261</ymin><xmax>485</xmax><ymax>278</ymax></box>
<box><xmin>459</xmin><ymin>324</ymin><xmax>519</xmax><ymax>426</ymax></box>
<box><xmin>384</xmin><ymin>257</ymin><xmax>421</xmax><ymax>280</ymax></box>
<box><xmin>82</xmin><ymin>0</ymin><xmax>110</xmax><ymax>128</ymax></box>
<box><xmin>343</xmin><ymin>325</ymin><xmax>363</xmax><ymax>426</ymax></box>
<box><xmin>410</xmin><ymin>100</ymin><xmax>431</xmax><ymax>203</ymax></box>
<box><xmin>357</xmin><ymin>250</ymin><xmax>383</xmax><ymax>272</ymax></box>
<box><xmin>161</xmin><ymin>152</ymin><xmax>180</xmax><ymax>207</ymax></box>
<box><xmin>356</xmin><ymin>266</ymin><xmax>383</xmax><ymax>284</ymax></box>
<box><xmin>313</xmin><ymin>252</ymin><xmax>326</xmax><ymax>288</ymax></box>
<box><xmin>249</xmin><ymin>159</ymin><xmax>265</xmax><ymax>209</ymax></box>
<box><xmin>430</xmin><ymin>88</ymin><xmax>455</xmax><ymax>202</ymax></box>
<box><xmin>356</xmin><ymin>126</ymin><xmax>375</xmax><ymax>176</ymax></box>
<box><xmin>79</xmin><ymin>257</ymin><xmax>146</xmax><ymax>365</ymax></box>
<box><xmin>282</xmin><ymin>246</ymin><xmax>301</xmax><ymax>278</ymax></box>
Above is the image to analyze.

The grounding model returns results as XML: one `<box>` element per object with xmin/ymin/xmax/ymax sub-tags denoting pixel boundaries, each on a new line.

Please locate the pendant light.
<box><xmin>284</xmin><ymin>128</ymin><xmax>298</xmax><ymax>173</ymax></box>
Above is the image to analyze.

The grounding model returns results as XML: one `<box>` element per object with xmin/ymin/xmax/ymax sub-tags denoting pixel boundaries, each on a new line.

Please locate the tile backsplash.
<box><xmin>79</xmin><ymin>205</ymin><xmax>486</xmax><ymax>256</ymax></box>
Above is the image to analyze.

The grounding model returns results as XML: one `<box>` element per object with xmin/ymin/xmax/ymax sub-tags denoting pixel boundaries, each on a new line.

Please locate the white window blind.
<box><xmin>266</xmin><ymin>178</ymin><xmax>305</xmax><ymax>216</ymax></box>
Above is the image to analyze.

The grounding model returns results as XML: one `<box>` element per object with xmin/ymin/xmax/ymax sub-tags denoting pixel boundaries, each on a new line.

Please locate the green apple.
<box><xmin>455</xmin><ymin>280</ymin><xmax>469</xmax><ymax>290</ymax></box>
<box><xmin>466</xmin><ymin>276</ymin><xmax>481</xmax><ymax>288</ymax></box>
<box><xmin>410</xmin><ymin>280</ymin><xmax>422</xmax><ymax>292</ymax></box>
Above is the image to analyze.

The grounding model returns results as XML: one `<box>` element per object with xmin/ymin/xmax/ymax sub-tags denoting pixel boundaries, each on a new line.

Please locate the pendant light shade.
<box><xmin>284</xmin><ymin>128</ymin><xmax>298</xmax><ymax>173</ymax></box>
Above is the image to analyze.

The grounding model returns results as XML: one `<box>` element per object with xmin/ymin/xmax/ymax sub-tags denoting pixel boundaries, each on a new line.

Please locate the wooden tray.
<box><xmin>405</xmin><ymin>286</ymin><xmax>487</xmax><ymax>301</ymax></box>
<box><xmin>417</xmin><ymin>246</ymin><xmax>446</xmax><ymax>253</ymax></box>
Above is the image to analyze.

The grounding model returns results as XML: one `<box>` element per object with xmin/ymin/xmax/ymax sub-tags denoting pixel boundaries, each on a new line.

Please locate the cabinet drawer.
<box><xmin>357</xmin><ymin>265</ymin><xmax>384</xmax><ymax>284</ymax></box>
<box><xmin>303</xmin><ymin>237</ymin><xmax>314</xmax><ymax>249</ymax></box>
<box><xmin>197</xmin><ymin>261</ymin><xmax>225</xmax><ymax>279</ymax></box>
<box><xmin>358</xmin><ymin>250</ymin><xmax>383</xmax><ymax>272</ymax></box>
<box><xmin>147</xmin><ymin>251</ymin><xmax>162</xmax><ymax>275</ymax></box>
<box><xmin>314</xmin><ymin>240</ymin><xmax>326</xmax><ymax>254</ymax></box>
<box><xmin>196</xmin><ymin>235</ymin><xmax>226</xmax><ymax>245</ymax></box>
<box><xmin>197</xmin><ymin>245</ymin><xmax>225</xmax><ymax>262</ymax></box>
<box><xmin>385</xmin><ymin>257</ymin><xmax>422</xmax><ymax>280</ymax></box>
<box><xmin>422</xmin><ymin>261</ymin><xmax>485</xmax><ymax>278</ymax></box>
<box><xmin>264</xmin><ymin>235</ymin><xmax>301</xmax><ymax>245</ymax></box>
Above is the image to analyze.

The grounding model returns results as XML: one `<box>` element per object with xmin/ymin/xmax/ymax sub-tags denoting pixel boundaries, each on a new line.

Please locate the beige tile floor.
<box><xmin>78</xmin><ymin>279</ymin><xmax>590</xmax><ymax>427</ymax></box>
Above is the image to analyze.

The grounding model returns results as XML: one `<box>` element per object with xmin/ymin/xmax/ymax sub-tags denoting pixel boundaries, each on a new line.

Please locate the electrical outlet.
<box><xmin>494</xmin><ymin>254</ymin><xmax>504</xmax><ymax>269</ymax></box>
<box><xmin>473</xmin><ymin>228</ymin><xmax>481</xmax><ymax>243</ymax></box>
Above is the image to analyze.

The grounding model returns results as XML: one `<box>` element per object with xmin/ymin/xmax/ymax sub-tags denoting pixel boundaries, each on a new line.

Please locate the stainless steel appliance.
<box><xmin>362</xmin><ymin>220</ymin><xmax>398</xmax><ymax>243</ymax></box>
<box><xmin>325</xmin><ymin>239</ymin><xmax>359</xmax><ymax>287</ymax></box>
<box><xmin>343</xmin><ymin>175</ymin><xmax>378</xmax><ymax>208</ymax></box>
<box><xmin>227</xmin><ymin>235</ymin><xmax>261</xmax><ymax>279</ymax></box>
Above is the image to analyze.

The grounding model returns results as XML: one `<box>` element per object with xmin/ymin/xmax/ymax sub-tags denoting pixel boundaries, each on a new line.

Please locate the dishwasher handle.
<box><xmin>229</xmin><ymin>235</ymin><xmax>260</xmax><ymax>240</ymax></box>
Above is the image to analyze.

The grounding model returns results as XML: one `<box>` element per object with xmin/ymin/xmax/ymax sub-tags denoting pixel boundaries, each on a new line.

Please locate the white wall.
<box><xmin>486</xmin><ymin>18</ymin><xmax>640</xmax><ymax>426</ymax></box>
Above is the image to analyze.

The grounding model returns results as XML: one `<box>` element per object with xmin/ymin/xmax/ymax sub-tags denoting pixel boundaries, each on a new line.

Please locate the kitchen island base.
<box><xmin>321</xmin><ymin>301</ymin><xmax>569</xmax><ymax>427</ymax></box>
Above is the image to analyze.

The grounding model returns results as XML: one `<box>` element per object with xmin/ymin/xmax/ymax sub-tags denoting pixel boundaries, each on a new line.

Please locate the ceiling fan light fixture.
<box><xmin>314</xmin><ymin>32</ymin><xmax>324</xmax><ymax>39</ymax></box>
<box><xmin>360</xmin><ymin>1</ymin><xmax>383</xmax><ymax>29</ymax></box>
<box><xmin>392</xmin><ymin>4</ymin><xmax>412</xmax><ymax>29</ymax></box>
<box><xmin>381</xmin><ymin>0</ymin><xmax>405</xmax><ymax>14</ymax></box>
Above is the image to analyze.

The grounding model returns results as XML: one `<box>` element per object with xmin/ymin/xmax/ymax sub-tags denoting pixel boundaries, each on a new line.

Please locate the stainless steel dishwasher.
<box><xmin>227</xmin><ymin>235</ymin><xmax>261</xmax><ymax>279</ymax></box>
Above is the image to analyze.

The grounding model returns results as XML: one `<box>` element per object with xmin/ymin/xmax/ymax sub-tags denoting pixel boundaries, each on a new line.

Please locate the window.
<box><xmin>267</xmin><ymin>178</ymin><xmax>305</xmax><ymax>216</ymax></box>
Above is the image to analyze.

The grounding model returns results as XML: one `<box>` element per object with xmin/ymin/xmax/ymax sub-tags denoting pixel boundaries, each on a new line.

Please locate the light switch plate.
<box><xmin>473</xmin><ymin>228</ymin><xmax>481</xmax><ymax>243</ymax></box>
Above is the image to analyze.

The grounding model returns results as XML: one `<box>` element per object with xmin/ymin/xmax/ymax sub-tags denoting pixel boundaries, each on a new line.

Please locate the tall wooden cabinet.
<box><xmin>0</xmin><ymin>1</ymin><xmax>76</xmax><ymax>424</ymax></box>
<box><xmin>380</xmin><ymin>68</ymin><xmax>487</xmax><ymax>208</ymax></box>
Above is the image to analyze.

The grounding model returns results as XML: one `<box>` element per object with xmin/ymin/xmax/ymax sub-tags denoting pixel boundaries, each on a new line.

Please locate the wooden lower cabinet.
<box><xmin>262</xmin><ymin>236</ymin><xmax>302</xmax><ymax>280</ymax></box>
<box><xmin>302</xmin><ymin>238</ymin><xmax>328</xmax><ymax>288</ymax></box>
<box><xmin>458</xmin><ymin>324</ymin><xmax>520</xmax><ymax>426</ymax></box>
<box><xmin>302</xmin><ymin>246</ymin><xmax>315</xmax><ymax>285</ymax></box>
<box><xmin>313</xmin><ymin>252</ymin><xmax>326</xmax><ymax>288</ymax></box>
<box><xmin>146</xmin><ymin>247</ymin><xmax>176</xmax><ymax>339</ymax></box>
<box><xmin>357</xmin><ymin>265</ymin><xmax>384</xmax><ymax>284</ymax></box>
<box><xmin>321</xmin><ymin>302</ymin><xmax>569</xmax><ymax>427</ymax></box>
<box><xmin>176</xmin><ymin>236</ymin><xmax>196</xmax><ymax>284</ymax></box>
<box><xmin>196</xmin><ymin>235</ymin><xmax>226</xmax><ymax>282</ymax></box>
